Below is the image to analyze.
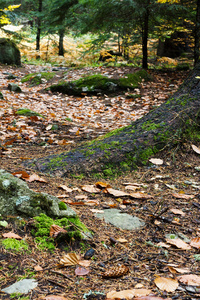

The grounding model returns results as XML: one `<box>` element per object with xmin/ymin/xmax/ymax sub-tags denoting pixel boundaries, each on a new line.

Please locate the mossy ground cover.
<box><xmin>50</xmin><ymin>69</ymin><xmax>152</xmax><ymax>96</ymax></box>
<box><xmin>21</xmin><ymin>72</ymin><xmax>55</xmax><ymax>86</ymax></box>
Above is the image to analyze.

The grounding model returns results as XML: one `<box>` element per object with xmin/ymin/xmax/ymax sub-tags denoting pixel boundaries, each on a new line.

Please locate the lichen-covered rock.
<box><xmin>8</xmin><ymin>83</ymin><xmax>22</xmax><ymax>93</ymax></box>
<box><xmin>0</xmin><ymin>38</ymin><xmax>21</xmax><ymax>66</ymax></box>
<box><xmin>0</xmin><ymin>169</ymin><xmax>76</xmax><ymax>218</ymax></box>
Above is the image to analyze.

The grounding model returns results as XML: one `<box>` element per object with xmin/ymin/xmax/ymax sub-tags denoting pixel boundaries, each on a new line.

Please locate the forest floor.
<box><xmin>0</xmin><ymin>64</ymin><xmax>200</xmax><ymax>300</ymax></box>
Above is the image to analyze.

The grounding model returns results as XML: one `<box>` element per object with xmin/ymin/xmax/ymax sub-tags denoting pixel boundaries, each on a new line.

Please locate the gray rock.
<box><xmin>2</xmin><ymin>279</ymin><xmax>38</xmax><ymax>294</ymax></box>
<box><xmin>0</xmin><ymin>169</ymin><xmax>76</xmax><ymax>218</ymax></box>
<box><xmin>0</xmin><ymin>38</ymin><xmax>21</xmax><ymax>66</ymax></box>
<box><xmin>95</xmin><ymin>208</ymin><xmax>145</xmax><ymax>230</ymax></box>
<box><xmin>8</xmin><ymin>83</ymin><xmax>22</xmax><ymax>93</ymax></box>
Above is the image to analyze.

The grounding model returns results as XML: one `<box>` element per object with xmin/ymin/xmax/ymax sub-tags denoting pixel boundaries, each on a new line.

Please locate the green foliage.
<box><xmin>1</xmin><ymin>238</ymin><xmax>29</xmax><ymax>252</ymax></box>
<box><xmin>58</xmin><ymin>201</ymin><xmax>68</xmax><ymax>210</ymax></box>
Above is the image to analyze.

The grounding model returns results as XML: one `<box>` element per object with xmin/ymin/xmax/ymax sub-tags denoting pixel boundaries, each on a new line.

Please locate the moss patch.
<box><xmin>32</xmin><ymin>213</ymin><xmax>91</xmax><ymax>251</ymax></box>
<box><xmin>15</xmin><ymin>108</ymin><xmax>44</xmax><ymax>118</ymax></box>
<box><xmin>49</xmin><ymin>70</ymin><xmax>152</xmax><ymax>96</ymax></box>
<box><xmin>1</xmin><ymin>238</ymin><xmax>29</xmax><ymax>252</ymax></box>
<box><xmin>21</xmin><ymin>72</ymin><xmax>55</xmax><ymax>86</ymax></box>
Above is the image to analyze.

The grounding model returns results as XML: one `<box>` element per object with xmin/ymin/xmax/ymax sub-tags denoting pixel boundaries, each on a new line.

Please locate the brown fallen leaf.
<box><xmin>170</xmin><ymin>208</ymin><xmax>186</xmax><ymax>216</ymax></box>
<box><xmin>166</xmin><ymin>238</ymin><xmax>192</xmax><ymax>250</ymax></box>
<box><xmin>107</xmin><ymin>289</ymin><xmax>152</xmax><ymax>299</ymax></box>
<box><xmin>81</xmin><ymin>184</ymin><xmax>101</xmax><ymax>193</ymax></box>
<box><xmin>58</xmin><ymin>185</ymin><xmax>73</xmax><ymax>193</ymax></box>
<box><xmin>78</xmin><ymin>260</ymin><xmax>91</xmax><ymax>267</ymax></box>
<box><xmin>34</xmin><ymin>265</ymin><xmax>43</xmax><ymax>271</ymax></box>
<box><xmin>124</xmin><ymin>185</ymin><xmax>140</xmax><ymax>191</ymax></box>
<box><xmin>25</xmin><ymin>173</ymin><xmax>47</xmax><ymax>183</ymax></box>
<box><xmin>50</xmin><ymin>224</ymin><xmax>67</xmax><ymax>238</ymax></box>
<box><xmin>95</xmin><ymin>181</ymin><xmax>111</xmax><ymax>189</ymax></box>
<box><xmin>105</xmin><ymin>188</ymin><xmax>129</xmax><ymax>197</ymax></box>
<box><xmin>192</xmin><ymin>144</ymin><xmax>200</xmax><ymax>154</ymax></box>
<box><xmin>2</xmin><ymin>232</ymin><xmax>22</xmax><ymax>239</ymax></box>
<box><xmin>60</xmin><ymin>253</ymin><xmax>79</xmax><ymax>266</ymax></box>
<box><xmin>172</xmin><ymin>193</ymin><xmax>194</xmax><ymax>200</ymax></box>
<box><xmin>177</xmin><ymin>274</ymin><xmax>200</xmax><ymax>286</ymax></box>
<box><xmin>45</xmin><ymin>296</ymin><xmax>68</xmax><ymax>300</ymax></box>
<box><xmin>134</xmin><ymin>297</ymin><xmax>172</xmax><ymax>300</ymax></box>
<box><xmin>154</xmin><ymin>276</ymin><xmax>179</xmax><ymax>292</ymax></box>
<box><xmin>12</xmin><ymin>170</ymin><xmax>30</xmax><ymax>179</ymax></box>
<box><xmin>168</xmin><ymin>265</ymin><xmax>190</xmax><ymax>274</ymax></box>
<box><xmin>75</xmin><ymin>266</ymin><xmax>90</xmax><ymax>276</ymax></box>
<box><xmin>190</xmin><ymin>237</ymin><xmax>200</xmax><ymax>249</ymax></box>
<box><xmin>149</xmin><ymin>158</ymin><xmax>163</xmax><ymax>165</ymax></box>
<box><xmin>129</xmin><ymin>192</ymin><xmax>153</xmax><ymax>199</ymax></box>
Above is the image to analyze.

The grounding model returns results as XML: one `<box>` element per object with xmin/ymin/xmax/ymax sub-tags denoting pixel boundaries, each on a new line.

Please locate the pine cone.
<box><xmin>102</xmin><ymin>265</ymin><xmax>129</xmax><ymax>278</ymax></box>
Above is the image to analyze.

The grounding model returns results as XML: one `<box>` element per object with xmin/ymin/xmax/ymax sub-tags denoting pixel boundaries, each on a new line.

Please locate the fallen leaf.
<box><xmin>75</xmin><ymin>266</ymin><xmax>90</xmax><ymax>276</ymax></box>
<box><xmin>129</xmin><ymin>192</ymin><xmax>153</xmax><ymax>199</ymax></box>
<box><xmin>0</xmin><ymin>220</ymin><xmax>8</xmax><ymax>227</ymax></box>
<box><xmin>190</xmin><ymin>237</ymin><xmax>200</xmax><ymax>249</ymax></box>
<box><xmin>50</xmin><ymin>224</ymin><xmax>67</xmax><ymax>238</ymax></box>
<box><xmin>78</xmin><ymin>260</ymin><xmax>91</xmax><ymax>267</ymax></box>
<box><xmin>60</xmin><ymin>253</ymin><xmax>79</xmax><ymax>266</ymax></box>
<box><xmin>95</xmin><ymin>181</ymin><xmax>111</xmax><ymax>189</ymax></box>
<box><xmin>34</xmin><ymin>265</ymin><xmax>43</xmax><ymax>271</ymax></box>
<box><xmin>192</xmin><ymin>144</ymin><xmax>200</xmax><ymax>154</ymax></box>
<box><xmin>168</xmin><ymin>266</ymin><xmax>190</xmax><ymax>274</ymax></box>
<box><xmin>177</xmin><ymin>274</ymin><xmax>200</xmax><ymax>286</ymax></box>
<box><xmin>105</xmin><ymin>188</ymin><xmax>129</xmax><ymax>197</ymax></box>
<box><xmin>81</xmin><ymin>184</ymin><xmax>101</xmax><ymax>193</ymax></box>
<box><xmin>45</xmin><ymin>296</ymin><xmax>68</xmax><ymax>300</ymax></box>
<box><xmin>172</xmin><ymin>193</ymin><xmax>194</xmax><ymax>200</ymax></box>
<box><xmin>58</xmin><ymin>185</ymin><xmax>73</xmax><ymax>193</ymax></box>
<box><xmin>170</xmin><ymin>208</ymin><xmax>185</xmax><ymax>216</ymax></box>
<box><xmin>124</xmin><ymin>185</ymin><xmax>140</xmax><ymax>191</ymax></box>
<box><xmin>156</xmin><ymin>242</ymin><xmax>170</xmax><ymax>248</ymax></box>
<box><xmin>90</xmin><ymin>209</ymin><xmax>104</xmax><ymax>213</ymax></box>
<box><xmin>134</xmin><ymin>297</ymin><xmax>172</xmax><ymax>300</ymax></box>
<box><xmin>107</xmin><ymin>289</ymin><xmax>152</xmax><ymax>299</ymax></box>
<box><xmin>12</xmin><ymin>170</ymin><xmax>30</xmax><ymax>179</ymax></box>
<box><xmin>26</xmin><ymin>173</ymin><xmax>47</xmax><ymax>183</ymax></box>
<box><xmin>2</xmin><ymin>232</ymin><xmax>22</xmax><ymax>239</ymax></box>
<box><xmin>149</xmin><ymin>158</ymin><xmax>163</xmax><ymax>165</ymax></box>
<box><xmin>166</xmin><ymin>238</ymin><xmax>192</xmax><ymax>250</ymax></box>
<box><xmin>154</xmin><ymin>276</ymin><xmax>178</xmax><ymax>292</ymax></box>
<box><xmin>116</xmin><ymin>238</ymin><xmax>128</xmax><ymax>243</ymax></box>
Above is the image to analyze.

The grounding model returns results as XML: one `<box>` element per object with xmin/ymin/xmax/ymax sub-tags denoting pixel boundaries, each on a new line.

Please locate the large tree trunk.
<box><xmin>27</xmin><ymin>64</ymin><xmax>200</xmax><ymax>177</ymax></box>
<box><xmin>36</xmin><ymin>0</ymin><xmax>42</xmax><ymax>52</ymax></box>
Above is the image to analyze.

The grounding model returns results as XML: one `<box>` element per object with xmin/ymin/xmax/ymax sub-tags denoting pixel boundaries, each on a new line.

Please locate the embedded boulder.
<box><xmin>0</xmin><ymin>38</ymin><xmax>21</xmax><ymax>66</ymax></box>
<box><xmin>0</xmin><ymin>169</ymin><xmax>76</xmax><ymax>218</ymax></box>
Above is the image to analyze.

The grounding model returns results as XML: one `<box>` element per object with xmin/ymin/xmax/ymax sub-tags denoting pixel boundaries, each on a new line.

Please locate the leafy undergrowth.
<box><xmin>1</xmin><ymin>64</ymin><xmax>200</xmax><ymax>300</ymax></box>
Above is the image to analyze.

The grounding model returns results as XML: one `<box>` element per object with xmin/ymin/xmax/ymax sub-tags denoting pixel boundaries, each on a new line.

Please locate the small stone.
<box><xmin>2</xmin><ymin>279</ymin><xmax>38</xmax><ymax>294</ymax></box>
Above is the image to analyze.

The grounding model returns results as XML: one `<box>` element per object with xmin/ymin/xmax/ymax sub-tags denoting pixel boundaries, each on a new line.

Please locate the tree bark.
<box><xmin>194</xmin><ymin>0</ymin><xmax>200</xmax><ymax>65</ymax></box>
<box><xmin>142</xmin><ymin>0</ymin><xmax>150</xmax><ymax>69</ymax></box>
<box><xmin>58</xmin><ymin>28</ymin><xmax>65</xmax><ymax>56</ymax></box>
<box><xmin>26</xmin><ymin>63</ymin><xmax>200</xmax><ymax>177</ymax></box>
<box><xmin>36</xmin><ymin>0</ymin><xmax>42</xmax><ymax>52</ymax></box>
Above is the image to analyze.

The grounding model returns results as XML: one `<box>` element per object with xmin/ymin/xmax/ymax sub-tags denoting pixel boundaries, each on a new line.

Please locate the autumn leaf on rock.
<box><xmin>75</xmin><ymin>266</ymin><xmax>90</xmax><ymax>276</ymax></box>
<box><xmin>12</xmin><ymin>170</ymin><xmax>30</xmax><ymax>179</ymax></box>
<box><xmin>177</xmin><ymin>274</ymin><xmax>200</xmax><ymax>286</ymax></box>
<box><xmin>25</xmin><ymin>173</ymin><xmax>47</xmax><ymax>183</ymax></box>
<box><xmin>60</xmin><ymin>253</ymin><xmax>79</xmax><ymax>266</ymax></box>
<box><xmin>154</xmin><ymin>276</ymin><xmax>178</xmax><ymax>292</ymax></box>
<box><xmin>107</xmin><ymin>289</ymin><xmax>152</xmax><ymax>299</ymax></box>
<box><xmin>105</xmin><ymin>188</ymin><xmax>129</xmax><ymax>197</ymax></box>
<box><xmin>190</xmin><ymin>237</ymin><xmax>200</xmax><ymax>249</ymax></box>
<box><xmin>2</xmin><ymin>232</ymin><xmax>22</xmax><ymax>239</ymax></box>
<box><xmin>166</xmin><ymin>238</ymin><xmax>192</xmax><ymax>250</ymax></box>
<box><xmin>50</xmin><ymin>224</ymin><xmax>67</xmax><ymax>238</ymax></box>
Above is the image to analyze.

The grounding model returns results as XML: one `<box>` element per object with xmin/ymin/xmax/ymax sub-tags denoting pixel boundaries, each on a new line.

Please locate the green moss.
<box><xmin>141</xmin><ymin>121</ymin><xmax>164</xmax><ymax>131</ymax></box>
<box><xmin>118</xmin><ymin>69</ymin><xmax>152</xmax><ymax>89</ymax></box>
<box><xmin>58</xmin><ymin>201</ymin><xmax>68</xmax><ymax>210</ymax></box>
<box><xmin>1</xmin><ymin>238</ymin><xmax>29</xmax><ymax>252</ymax></box>
<box><xmin>21</xmin><ymin>72</ymin><xmax>55</xmax><ymax>86</ymax></box>
<box><xmin>16</xmin><ymin>108</ymin><xmax>44</xmax><ymax>118</ymax></box>
<box><xmin>32</xmin><ymin>213</ymin><xmax>91</xmax><ymax>251</ymax></box>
